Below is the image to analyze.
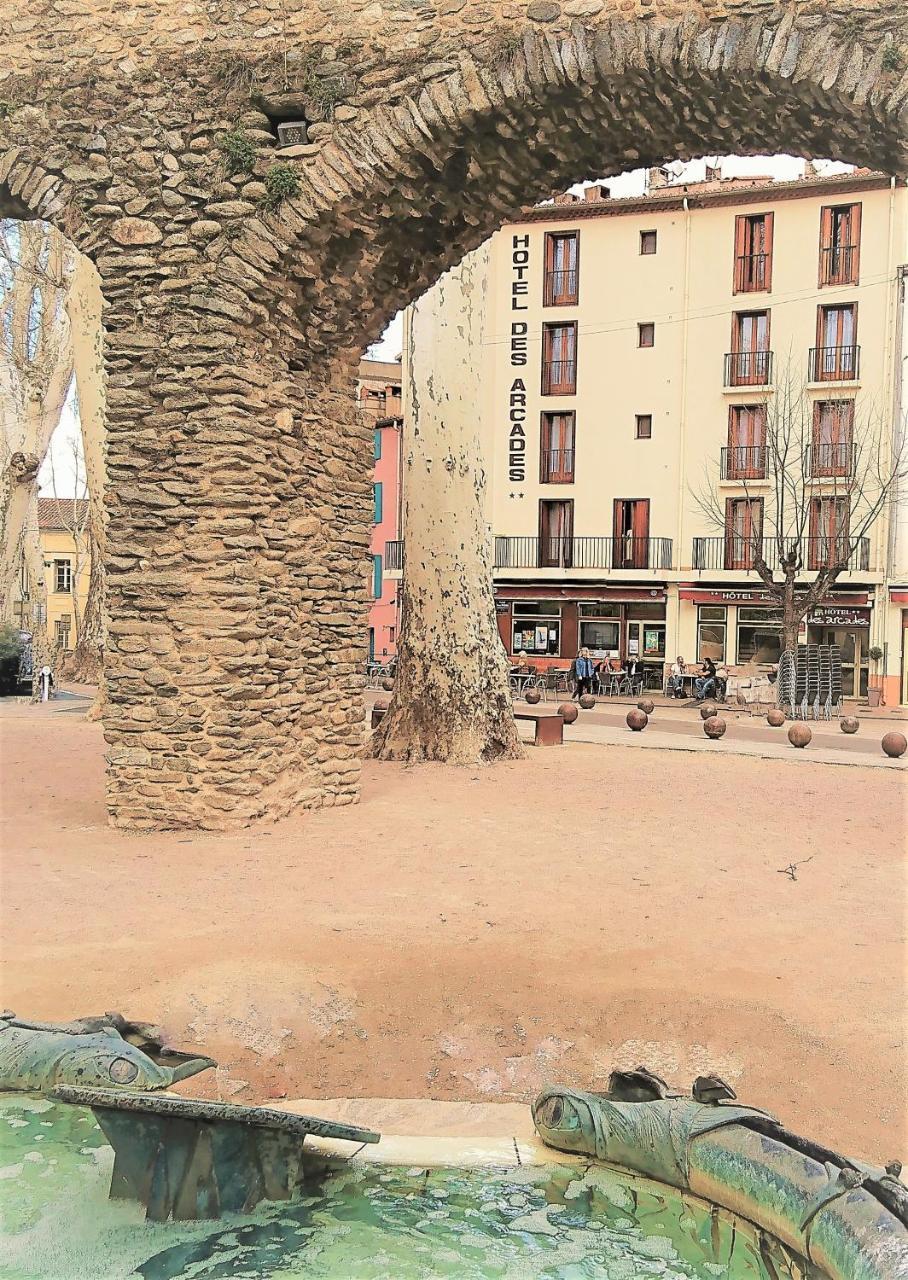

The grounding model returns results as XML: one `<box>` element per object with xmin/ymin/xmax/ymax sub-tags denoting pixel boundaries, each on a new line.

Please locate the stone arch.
<box><xmin>1</xmin><ymin>3</ymin><xmax>905</xmax><ymax>827</ymax></box>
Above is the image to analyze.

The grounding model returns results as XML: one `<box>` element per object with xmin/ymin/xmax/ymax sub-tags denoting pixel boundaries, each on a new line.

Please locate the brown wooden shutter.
<box><xmin>849</xmin><ymin>203</ymin><xmax>861</xmax><ymax>283</ymax></box>
<box><xmin>632</xmin><ymin>499</ymin><xmax>650</xmax><ymax>543</ymax></box>
<box><xmin>763</xmin><ymin>212</ymin><xmax>774</xmax><ymax>292</ymax></box>
<box><xmin>818</xmin><ymin>205</ymin><xmax>833</xmax><ymax>284</ymax></box>
<box><xmin>733</xmin><ymin>215</ymin><xmax>747</xmax><ymax>293</ymax></box>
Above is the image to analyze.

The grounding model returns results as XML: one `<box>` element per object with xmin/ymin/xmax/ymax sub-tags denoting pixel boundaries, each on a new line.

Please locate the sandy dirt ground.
<box><xmin>1</xmin><ymin>696</ymin><xmax>905</xmax><ymax>1164</ymax></box>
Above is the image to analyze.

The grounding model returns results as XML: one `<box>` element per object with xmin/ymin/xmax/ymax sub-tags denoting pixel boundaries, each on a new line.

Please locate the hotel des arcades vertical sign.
<box><xmin>507</xmin><ymin>234</ymin><xmax>529</xmax><ymax>483</ymax></box>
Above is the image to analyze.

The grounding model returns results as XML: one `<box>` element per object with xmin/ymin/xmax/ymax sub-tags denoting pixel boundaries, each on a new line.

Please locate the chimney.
<box><xmin>804</xmin><ymin>159</ymin><xmax>819</xmax><ymax>179</ymax></box>
<box><xmin>647</xmin><ymin>166</ymin><xmax>670</xmax><ymax>190</ymax></box>
<box><xmin>704</xmin><ymin>162</ymin><xmax>721</xmax><ymax>183</ymax></box>
<box><xmin>583</xmin><ymin>183</ymin><xmax>610</xmax><ymax>202</ymax></box>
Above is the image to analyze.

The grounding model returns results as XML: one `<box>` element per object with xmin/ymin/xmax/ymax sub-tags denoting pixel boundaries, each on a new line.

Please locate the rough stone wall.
<box><xmin>0</xmin><ymin>0</ymin><xmax>905</xmax><ymax>827</ymax></box>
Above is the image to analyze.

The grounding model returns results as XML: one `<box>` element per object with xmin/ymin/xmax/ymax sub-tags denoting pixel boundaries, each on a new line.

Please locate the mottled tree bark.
<box><xmin>371</xmin><ymin>252</ymin><xmax>521</xmax><ymax>764</ymax></box>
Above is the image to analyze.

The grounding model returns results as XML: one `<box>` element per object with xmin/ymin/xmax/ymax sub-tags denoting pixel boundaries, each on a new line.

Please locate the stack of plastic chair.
<box><xmin>829</xmin><ymin>645</ymin><xmax>843</xmax><ymax>718</ymax></box>
<box><xmin>806</xmin><ymin>645</ymin><xmax>823</xmax><ymax>719</ymax></box>
<box><xmin>818</xmin><ymin>646</ymin><xmax>833</xmax><ymax>720</ymax></box>
<box><xmin>777</xmin><ymin>649</ymin><xmax>798</xmax><ymax>718</ymax></box>
<box><xmin>795</xmin><ymin>646</ymin><xmax>810</xmax><ymax>719</ymax></box>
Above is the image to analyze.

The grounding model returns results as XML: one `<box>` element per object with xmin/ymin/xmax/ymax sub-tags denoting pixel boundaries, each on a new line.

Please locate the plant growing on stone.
<box><xmin>881</xmin><ymin>45</ymin><xmax>903</xmax><ymax>73</ymax></box>
<box><xmin>219</xmin><ymin>127</ymin><xmax>257</xmax><ymax>176</ymax></box>
<box><xmin>261</xmin><ymin>164</ymin><xmax>301</xmax><ymax>211</ymax></box>
<box><xmin>0</xmin><ymin>102</ymin><xmax>12</xmax><ymax>120</ymax></box>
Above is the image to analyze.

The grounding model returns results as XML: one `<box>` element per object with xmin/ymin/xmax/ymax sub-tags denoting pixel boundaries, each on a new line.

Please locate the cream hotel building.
<box><xmin>399</xmin><ymin>166</ymin><xmax>908</xmax><ymax>704</ymax></box>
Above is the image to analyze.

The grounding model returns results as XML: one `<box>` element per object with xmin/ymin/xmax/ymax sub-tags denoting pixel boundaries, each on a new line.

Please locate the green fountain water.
<box><xmin>1</xmin><ymin>1096</ymin><xmax>811</xmax><ymax>1279</ymax></box>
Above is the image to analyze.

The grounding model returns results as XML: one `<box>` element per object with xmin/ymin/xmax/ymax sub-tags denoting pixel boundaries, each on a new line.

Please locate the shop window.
<box><xmin>733</xmin><ymin>211</ymin><xmax>774</xmax><ymax>293</ymax></box>
<box><xmin>736</xmin><ymin>607</ymin><xmax>783</xmax><ymax>664</ymax></box>
<box><xmin>54</xmin><ymin>559</ymin><xmax>72</xmax><ymax>594</ymax></box>
<box><xmin>638</xmin><ymin>322</ymin><xmax>655</xmax><ymax>348</ymax></box>
<box><xmin>697</xmin><ymin>606</ymin><xmax>727</xmax><ymax>663</ymax></box>
<box><xmin>635</xmin><ymin>414</ymin><xmax>652</xmax><ymax>440</ymax></box>
<box><xmin>578</xmin><ymin>602</ymin><xmax>620</xmax><ymax>657</ymax></box>
<box><xmin>543</xmin><ymin>231</ymin><xmax>579</xmax><ymax>306</ymax></box>
<box><xmin>512</xmin><ymin>601</ymin><xmax>562</xmax><ymax>656</ymax></box>
<box><xmin>542</xmin><ymin>322</ymin><xmax>577</xmax><ymax>395</ymax></box>
<box><xmin>640</xmin><ymin>230</ymin><xmax>657</xmax><ymax>255</ymax></box>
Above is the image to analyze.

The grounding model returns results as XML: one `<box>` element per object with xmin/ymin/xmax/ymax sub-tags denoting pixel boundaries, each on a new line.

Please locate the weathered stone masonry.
<box><xmin>1</xmin><ymin>0</ymin><xmax>906</xmax><ymax>828</ymax></box>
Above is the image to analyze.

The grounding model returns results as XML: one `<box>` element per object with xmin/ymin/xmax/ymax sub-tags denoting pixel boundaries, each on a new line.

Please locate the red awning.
<box><xmin>679</xmin><ymin>587</ymin><xmax>869</xmax><ymax>607</ymax></box>
<box><xmin>890</xmin><ymin>589</ymin><xmax>908</xmax><ymax>604</ymax></box>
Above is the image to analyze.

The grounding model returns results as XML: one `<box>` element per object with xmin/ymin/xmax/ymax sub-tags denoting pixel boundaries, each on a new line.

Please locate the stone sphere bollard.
<box><xmin>381</xmin><ymin>677</ymin><xmax>394</xmax><ymax>691</ymax></box>
<box><xmin>524</xmin><ymin>687</ymin><xmax>541</xmax><ymax>705</ymax></box>
<box><xmin>626</xmin><ymin>708</ymin><xmax>648</xmax><ymax>731</ymax></box>
<box><xmin>579</xmin><ymin>693</ymin><xmax>596</xmax><ymax>710</ymax></box>
<box><xmin>766</xmin><ymin>709</ymin><xmax>786</xmax><ymax>728</ymax></box>
<box><xmin>699</xmin><ymin>703</ymin><xmax>716</xmax><ymax>721</ymax></box>
<box><xmin>703</xmin><ymin>716</ymin><xmax>726</xmax><ymax>739</ymax></box>
<box><xmin>881</xmin><ymin>731</ymin><xmax>907</xmax><ymax>759</ymax></box>
<box><xmin>788</xmin><ymin>722</ymin><xmax>812</xmax><ymax>749</ymax></box>
<box><xmin>558</xmin><ymin>703</ymin><xmax>579</xmax><ymax>724</ymax></box>
<box><xmin>637</xmin><ymin>698</ymin><xmax>655</xmax><ymax>715</ymax></box>
<box><xmin>840</xmin><ymin>716</ymin><xmax>860</xmax><ymax>735</ymax></box>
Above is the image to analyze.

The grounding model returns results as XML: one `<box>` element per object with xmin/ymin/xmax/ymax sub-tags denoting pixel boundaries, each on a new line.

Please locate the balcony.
<box><xmin>494</xmin><ymin>536</ymin><xmax>673</xmax><ymax>572</ymax></box>
<box><xmin>724</xmin><ymin>350</ymin><xmax>773</xmax><ymax>388</ymax></box>
<box><xmin>540</xmin><ymin>449</ymin><xmax>575</xmax><ymax>483</ymax></box>
<box><xmin>807</xmin><ymin>441</ymin><xmax>855</xmax><ymax>478</ymax></box>
<box><xmin>541</xmin><ymin>359</ymin><xmax>576</xmax><ymax>396</ymax></box>
<box><xmin>691</xmin><ymin>536</ymin><xmax>870</xmax><ymax>573</ymax></box>
<box><xmin>720</xmin><ymin>445</ymin><xmax>767</xmax><ymax>480</ymax></box>
<box><xmin>733</xmin><ymin>253</ymin><xmax>769</xmax><ymax>293</ymax></box>
<box><xmin>808</xmin><ymin>345</ymin><xmax>860</xmax><ymax>382</ymax></box>
<box><xmin>384</xmin><ymin>540</ymin><xmax>403</xmax><ymax>571</ymax></box>
<box><xmin>819</xmin><ymin>244</ymin><xmax>858</xmax><ymax>287</ymax></box>
<box><xmin>543</xmin><ymin>269</ymin><xmax>578</xmax><ymax>307</ymax></box>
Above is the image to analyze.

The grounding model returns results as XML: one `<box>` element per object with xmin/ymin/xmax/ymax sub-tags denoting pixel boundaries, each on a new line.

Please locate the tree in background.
<box><xmin>0</xmin><ymin>221</ymin><xmax>76</xmax><ymax>625</ymax></box>
<box><xmin>693</xmin><ymin>367</ymin><xmax>905</xmax><ymax>652</ymax></box>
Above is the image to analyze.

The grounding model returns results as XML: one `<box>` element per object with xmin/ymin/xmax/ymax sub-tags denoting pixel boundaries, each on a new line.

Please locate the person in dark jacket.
<box><xmin>572</xmin><ymin>648</ymin><xmax>596</xmax><ymax>701</ymax></box>
<box><xmin>694</xmin><ymin>657</ymin><xmax>718</xmax><ymax>701</ymax></box>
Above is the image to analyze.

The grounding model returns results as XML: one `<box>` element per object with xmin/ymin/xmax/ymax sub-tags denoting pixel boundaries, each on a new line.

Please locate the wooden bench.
<box><xmin>371</xmin><ymin>704</ymin><xmax>564</xmax><ymax>746</ymax></box>
<box><xmin>514</xmin><ymin>710</ymin><xmax>564</xmax><ymax>746</ymax></box>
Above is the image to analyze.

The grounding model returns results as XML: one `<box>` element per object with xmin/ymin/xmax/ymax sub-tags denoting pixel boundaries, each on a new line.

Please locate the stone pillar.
<box><xmin>101</xmin><ymin>272</ymin><xmax>372</xmax><ymax>827</ymax></box>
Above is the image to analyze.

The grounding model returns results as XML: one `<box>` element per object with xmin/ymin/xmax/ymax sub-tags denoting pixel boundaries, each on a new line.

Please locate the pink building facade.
<box><xmin>359</xmin><ymin>359</ymin><xmax>403</xmax><ymax>662</ymax></box>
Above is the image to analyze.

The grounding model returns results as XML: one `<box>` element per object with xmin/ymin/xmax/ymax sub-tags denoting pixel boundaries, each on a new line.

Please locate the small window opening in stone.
<box><xmin>638</xmin><ymin>323</ymin><xmax>655</xmax><ymax>348</ymax></box>
<box><xmin>640</xmin><ymin>230</ymin><xmax>657</xmax><ymax>255</ymax></box>
<box><xmin>635</xmin><ymin>414</ymin><xmax>652</xmax><ymax>439</ymax></box>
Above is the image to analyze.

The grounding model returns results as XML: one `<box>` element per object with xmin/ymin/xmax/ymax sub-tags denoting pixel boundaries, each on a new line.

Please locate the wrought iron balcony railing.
<box><xmin>691</xmin><ymin>536</ymin><xmax>870</xmax><ymax>573</ymax></box>
<box><xmin>733</xmin><ymin>252</ymin><xmax>769</xmax><ymax>293</ymax></box>
<box><xmin>807</xmin><ymin>441</ymin><xmax>855</xmax><ymax>478</ymax></box>
<box><xmin>819</xmin><ymin>244</ymin><xmax>858</xmax><ymax>286</ymax></box>
<box><xmin>543</xmin><ymin>269</ymin><xmax>578</xmax><ymax>306</ymax></box>
<box><xmin>723</xmin><ymin>349</ymin><xmax>773</xmax><ymax>387</ymax></box>
<box><xmin>539</xmin><ymin>449</ymin><xmax>575</xmax><ymax>483</ymax></box>
<box><xmin>720</xmin><ymin>445</ymin><xmax>767</xmax><ymax>480</ymax></box>
<box><xmin>809</xmin><ymin>345</ymin><xmax>860</xmax><ymax>382</ymax></box>
<box><xmin>494</xmin><ymin>536</ymin><xmax>673</xmax><ymax>572</ymax></box>
<box><xmin>541</xmin><ymin>359</ymin><xmax>577</xmax><ymax>395</ymax></box>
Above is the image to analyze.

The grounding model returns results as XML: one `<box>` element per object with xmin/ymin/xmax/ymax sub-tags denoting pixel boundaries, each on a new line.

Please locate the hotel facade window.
<box><xmin>541</xmin><ymin>322</ymin><xmax>577</xmax><ymax>395</ymax></box>
<box><xmin>819</xmin><ymin>203</ymin><xmax>861</xmax><ymax>286</ymax></box>
<box><xmin>812</xmin><ymin>400</ymin><xmax>854</xmax><ymax>476</ymax></box>
<box><xmin>733</xmin><ymin>211</ymin><xmax>774</xmax><ymax>293</ymax></box>
<box><xmin>638</xmin><ymin>322</ymin><xmax>655</xmax><ymax>348</ymax></box>
<box><xmin>613</xmin><ymin>498</ymin><xmax>650</xmax><ymax>569</ymax></box>
<box><xmin>724</xmin><ymin>497</ymin><xmax>763</xmax><ymax>570</ymax></box>
<box><xmin>539</xmin><ymin>498</ymin><xmax>574</xmax><ymax>568</ymax></box>
<box><xmin>543</xmin><ymin>231</ymin><xmax>579</xmax><ymax>306</ymax></box>
<box><xmin>809</xmin><ymin>495</ymin><xmax>850</xmax><ymax>569</ymax></box>
<box><xmin>697</xmin><ymin>606</ymin><xmax>727</xmax><ymax>662</ymax></box>
<box><xmin>539</xmin><ymin>411</ymin><xmax>575</xmax><ymax>483</ymax></box>
<box><xmin>635</xmin><ymin>414</ymin><xmax>652</xmax><ymax>440</ymax></box>
<box><xmin>727</xmin><ymin>311</ymin><xmax>771</xmax><ymax>386</ymax></box>
<box><xmin>725</xmin><ymin>404</ymin><xmax>767</xmax><ymax>479</ymax></box>
<box><xmin>811</xmin><ymin>304</ymin><xmax>859</xmax><ymax>381</ymax></box>
<box><xmin>512</xmin><ymin>601</ymin><xmax>562</xmax><ymax>656</ymax></box>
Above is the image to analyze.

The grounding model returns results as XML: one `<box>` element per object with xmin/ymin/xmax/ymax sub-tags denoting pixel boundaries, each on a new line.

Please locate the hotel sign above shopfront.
<box><xmin>680</xmin><ymin>587</ymin><xmax>870</xmax><ymax>608</ymax></box>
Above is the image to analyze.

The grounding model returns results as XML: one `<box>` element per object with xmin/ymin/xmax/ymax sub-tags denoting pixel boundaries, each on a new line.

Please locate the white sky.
<box><xmin>41</xmin><ymin>155</ymin><xmax>854</xmax><ymax>494</ymax></box>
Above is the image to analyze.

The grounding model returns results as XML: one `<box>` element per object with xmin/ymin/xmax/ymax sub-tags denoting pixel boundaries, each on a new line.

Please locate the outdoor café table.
<box><xmin>509</xmin><ymin>669</ymin><xmax>535</xmax><ymax>693</ymax></box>
<box><xmin>667</xmin><ymin>671</ymin><xmax>700</xmax><ymax>696</ymax></box>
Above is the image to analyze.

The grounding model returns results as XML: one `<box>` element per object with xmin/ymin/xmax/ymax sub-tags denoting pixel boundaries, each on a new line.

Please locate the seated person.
<box><xmin>694</xmin><ymin>657</ymin><xmax>718</xmax><ymax>701</ymax></box>
<box><xmin>667</xmin><ymin>656</ymin><xmax>686</xmax><ymax>698</ymax></box>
